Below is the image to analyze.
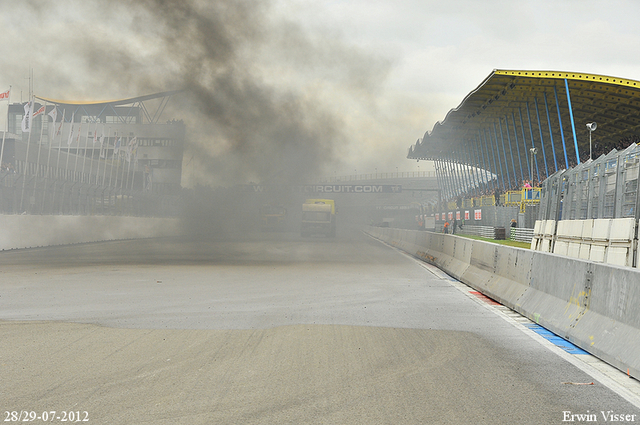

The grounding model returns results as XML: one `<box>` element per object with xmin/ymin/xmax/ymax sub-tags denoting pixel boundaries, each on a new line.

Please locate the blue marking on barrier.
<box><xmin>525</xmin><ymin>324</ymin><xmax>590</xmax><ymax>355</ymax></box>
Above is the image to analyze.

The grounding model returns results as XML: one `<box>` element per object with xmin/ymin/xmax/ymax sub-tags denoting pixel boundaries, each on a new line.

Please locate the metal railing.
<box><xmin>510</xmin><ymin>227</ymin><xmax>535</xmax><ymax>243</ymax></box>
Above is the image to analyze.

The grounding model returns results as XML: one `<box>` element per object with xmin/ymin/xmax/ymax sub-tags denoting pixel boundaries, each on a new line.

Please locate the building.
<box><xmin>0</xmin><ymin>91</ymin><xmax>184</xmax><ymax>215</ymax></box>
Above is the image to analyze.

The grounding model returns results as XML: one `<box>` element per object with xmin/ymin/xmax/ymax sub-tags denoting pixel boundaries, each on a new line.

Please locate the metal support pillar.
<box><xmin>444</xmin><ymin>157</ymin><xmax>456</xmax><ymax>199</ymax></box>
<box><xmin>521</xmin><ymin>107</ymin><xmax>540</xmax><ymax>181</ymax></box>
<box><xmin>500</xmin><ymin>117</ymin><xmax>518</xmax><ymax>188</ymax></box>
<box><xmin>553</xmin><ymin>84</ymin><xmax>570</xmax><ymax>169</ymax></box>
<box><xmin>440</xmin><ymin>158</ymin><xmax>453</xmax><ymax>201</ymax></box>
<box><xmin>471</xmin><ymin>138</ymin><xmax>483</xmax><ymax>194</ymax></box>
<box><xmin>543</xmin><ymin>91</ymin><xmax>559</xmax><ymax>172</ymax></box>
<box><xmin>484</xmin><ymin>128</ymin><xmax>501</xmax><ymax>191</ymax></box>
<box><xmin>434</xmin><ymin>158</ymin><xmax>447</xmax><ymax>201</ymax></box>
<box><xmin>456</xmin><ymin>150</ymin><xmax>470</xmax><ymax>194</ymax></box>
<box><xmin>564</xmin><ymin>78</ymin><xmax>581</xmax><ymax>165</ymax></box>
<box><xmin>533</xmin><ymin>98</ymin><xmax>550</xmax><ymax>178</ymax></box>
<box><xmin>493</xmin><ymin>123</ymin><xmax>508</xmax><ymax>189</ymax></box>
<box><xmin>475</xmin><ymin>136</ymin><xmax>487</xmax><ymax>188</ymax></box>
<box><xmin>437</xmin><ymin>158</ymin><xmax>451</xmax><ymax>201</ymax></box>
<box><xmin>466</xmin><ymin>146</ymin><xmax>478</xmax><ymax>195</ymax></box>
<box><xmin>511</xmin><ymin>112</ymin><xmax>526</xmax><ymax>183</ymax></box>
<box><xmin>451</xmin><ymin>156</ymin><xmax>463</xmax><ymax>198</ymax></box>
<box><xmin>480</xmin><ymin>130</ymin><xmax>495</xmax><ymax>191</ymax></box>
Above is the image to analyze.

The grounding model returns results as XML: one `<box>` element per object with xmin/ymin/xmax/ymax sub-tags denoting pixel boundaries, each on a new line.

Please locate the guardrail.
<box><xmin>457</xmin><ymin>225</ymin><xmax>496</xmax><ymax>239</ymax></box>
<box><xmin>365</xmin><ymin>225</ymin><xmax>640</xmax><ymax>381</ymax></box>
<box><xmin>510</xmin><ymin>227</ymin><xmax>534</xmax><ymax>243</ymax></box>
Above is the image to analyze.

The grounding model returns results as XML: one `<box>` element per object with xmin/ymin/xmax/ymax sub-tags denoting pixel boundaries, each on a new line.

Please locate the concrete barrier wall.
<box><xmin>365</xmin><ymin>225</ymin><xmax>640</xmax><ymax>381</ymax></box>
<box><xmin>0</xmin><ymin>215</ymin><xmax>182</xmax><ymax>251</ymax></box>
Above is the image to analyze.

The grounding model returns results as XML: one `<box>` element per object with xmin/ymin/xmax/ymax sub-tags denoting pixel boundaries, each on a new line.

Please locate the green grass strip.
<box><xmin>455</xmin><ymin>233</ymin><xmax>531</xmax><ymax>249</ymax></box>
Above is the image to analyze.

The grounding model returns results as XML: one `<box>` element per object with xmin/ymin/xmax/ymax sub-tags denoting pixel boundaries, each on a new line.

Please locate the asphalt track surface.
<box><xmin>1</xmin><ymin>229</ymin><xmax>639</xmax><ymax>424</ymax></box>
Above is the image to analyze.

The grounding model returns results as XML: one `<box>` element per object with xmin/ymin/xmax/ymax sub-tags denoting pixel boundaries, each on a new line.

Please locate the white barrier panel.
<box><xmin>530</xmin><ymin>220</ymin><xmax>543</xmax><ymax>250</ymax></box>
<box><xmin>589</xmin><ymin>245</ymin><xmax>607</xmax><ymax>262</ymax></box>
<box><xmin>552</xmin><ymin>240</ymin><xmax>569</xmax><ymax>256</ymax></box>
<box><xmin>592</xmin><ymin>218</ymin><xmax>612</xmax><ymax>241</ymax></box>
<box><xmin>569</xmin><ymin>220</ymin><xmax>583</xmax><ymax>238</ymax></box>
<box><xmin>588</xmin><ymin>219</ymin><xmax>611</xmax><ymax>262</ymax></box>
<box><xmin>535</xmin><ymin>218</ymin><xmax>639</xmax><ymax>268</ymax></box>
<box><xmin>578</xmin><ymin>220</ymin><xmax>594</xmax><ymax>260</ymax></box>
<box><xmin>581</xmin><ymin>219</ymin><xmax>594</xmax><ymax>241</ymax></box>
<box><xmin>605</xmin><ymin>218</ymin><xmax>636</xmax><ymax>267</ymax></box>
<box><xmin>578</xmin><ymin>244</ymin><xmax>591</xmax><ymax>260</ymax></box>
<box><xmin>555</xmin><ymin>220</ymin><xmax>569</xmax><ymax>238</ymax></box>
<box><xmin>554</xmin><ymin>220</ymin><xmax>584</xmax><ymax>259</ymax></box>
<box><xmin>567</xmin><ymin>241</ymin><xmax>581</xmax><ymax>258</ymax></box>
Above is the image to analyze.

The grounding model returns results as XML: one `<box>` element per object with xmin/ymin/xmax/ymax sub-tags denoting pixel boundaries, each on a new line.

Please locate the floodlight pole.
<box><xmin>587</xmin><ymin>122</ymin><xmax>597</xmax><ymax>161</ymax></box>
<box><xmin>529</xmin><ymin>147</ymin><xmax>537</xmax><ymax>182</ymax></box>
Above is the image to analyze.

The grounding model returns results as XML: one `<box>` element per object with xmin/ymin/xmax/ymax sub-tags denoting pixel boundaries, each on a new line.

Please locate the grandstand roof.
<box><xmin>408</xmin><ymin>69</ymin><xmax>640</xmax><ymax>166</ymax></box>
<box><xmin>35</xmin><ymin>90</ymin><xmax>181</xmax><ymax>107</ymax></box>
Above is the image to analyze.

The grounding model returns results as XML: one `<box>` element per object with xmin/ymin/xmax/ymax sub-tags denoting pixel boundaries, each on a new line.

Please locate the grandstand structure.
<box><xmin>408</xmin><ymin>69</ymin><xmax>640</xmax><ymax>225</ymax></box>
<box><xmin>0</xmin><ymin>91</ymin><xmax>184</xmax><ymax>216</ymax></box>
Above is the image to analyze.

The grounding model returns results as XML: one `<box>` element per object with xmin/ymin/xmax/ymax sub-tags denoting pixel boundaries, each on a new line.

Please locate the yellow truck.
<box><xmin>301</xmin><ymin>199</ymin><xmax>336</xmax><ymax>237</ymax></box>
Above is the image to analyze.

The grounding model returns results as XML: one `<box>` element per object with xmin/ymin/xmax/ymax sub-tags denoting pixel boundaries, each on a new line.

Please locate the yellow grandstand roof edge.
<box><xmin>34</xmin><ymin>90</ymin><xmax>181</xmax><ymax>106</ymax></box>
<box><xmin>421</xmin><ymin>69</ymin><xmax>640</xmax><ymax>139</ymax></box>
<box><xmin>34</xmin><ymin>97</ymin><xmax>122</xmax><ymax>105</ymax></box>
<box><xmin>410</xmin><ymin>69</ymin><xmax>640</xmax><ymax>160</ymax></box>
<box><xmin>494</xmin><ymin>69</ymin><xmax>640</xmax><ymax>88</ymax></box>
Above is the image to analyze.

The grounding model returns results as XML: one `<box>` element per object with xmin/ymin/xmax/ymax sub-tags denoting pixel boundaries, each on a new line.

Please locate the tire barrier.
<box><xmin>365</xmin><ymin>225</ymin><xmax>640</xmax><ymax>381</ymax></box>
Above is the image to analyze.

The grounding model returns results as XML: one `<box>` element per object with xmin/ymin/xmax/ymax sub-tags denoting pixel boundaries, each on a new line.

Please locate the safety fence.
<box><xmin>539</xmin><ymin>143</ymin><xmax>640</xmax><ymax>221</ymax></box>
<box><xmin>365</xmin><ymin>225</ymin><xmax>640</xmax><ymax>381</ymax></box>
<box><xmin>0</xmin><ymin>172</ymin><xmax>180</xmax><ymax>217</ymax></box>
<box><xmin>531</xmin><ymin>218</ymin><xmax>638</xmax><ymax>268</ymax></box>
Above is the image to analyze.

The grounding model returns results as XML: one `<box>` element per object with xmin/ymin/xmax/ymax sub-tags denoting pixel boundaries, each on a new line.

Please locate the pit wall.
<box><xmin>0</xmin><ymin>215</ymin><xmax>182</xmax><ymax>251</ymax></box>
<box><xmin>365</xmin><ymin>225</ymin><xmax>640</xmax><ymax>381</ymax></box>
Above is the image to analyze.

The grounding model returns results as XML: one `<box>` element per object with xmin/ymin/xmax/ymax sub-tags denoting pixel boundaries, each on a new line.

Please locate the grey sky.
<box><xmin>1</xmin><ymin>0</ymin><xmax>639</xmax><ymax>185</ymax></box>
